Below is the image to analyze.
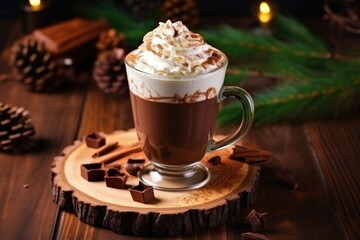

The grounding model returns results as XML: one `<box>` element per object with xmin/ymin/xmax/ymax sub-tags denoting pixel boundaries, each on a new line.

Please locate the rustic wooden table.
<box><xmin>0</xmin><ymin>18</ymin><xmax>359</xmax><ymax>240</ymax></box>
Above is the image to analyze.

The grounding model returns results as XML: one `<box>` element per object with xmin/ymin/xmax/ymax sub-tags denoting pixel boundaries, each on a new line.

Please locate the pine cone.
<box><xmin>0</xmin><ymin>102</ymin><xmax>36</xmax><ymax>153</ymax></box>
<box><xmin>9</xmin><ymin>37</ymin><xmax>64</xmax><ymax>92</ymax></box>
<box><xmin>161</xmin><ymin>0</ymin><xmax>200</xmax><ymax>28</ymax></box>
<box><xmin>96</xmin><ymin>29</ymin><xmax>126</xmax><ymax>52</ymax></box>
<box><xmin>124</xmin><ymin>0</ymin><xmax>163</xmax><ymax>19</ymax></box>
<box><xmin>93</xmin><ymin>48</ymin><xmax>127</xmax><ymax>94</ymax></box>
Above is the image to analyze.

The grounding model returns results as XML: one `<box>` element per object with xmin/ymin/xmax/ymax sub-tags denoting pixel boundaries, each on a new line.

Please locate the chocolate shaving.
<box><xmin>246</xmin><ymin>209</ymin><xmax>267</xmax><ymax>232</ymax></box>
<box><xmin>207</xmin><ymin>155</ymin><xmax>221</xmax><ymax>165</ymax></box>
<box><xmin>275</xmin><ymin>170</ymin><xmax>299</xmax><ymax>191</ymax></box>
<box><xmin>242</xmin><ymin>232</ymin><xmax>268</xmax><ymax>240</ymax></box>
<box><xmin>230</xmin><ymin>145</ymin><xmax>271</xmax><ymax>165</ymax></box>
<box><xmin>92</xmin><ymin>142</ymin><xmax>119</xmax><ymax>158</ymax></box>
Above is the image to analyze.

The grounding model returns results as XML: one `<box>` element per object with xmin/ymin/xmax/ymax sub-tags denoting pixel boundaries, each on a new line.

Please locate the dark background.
<box><xmin>0</xmin><ymin>0</ymin><xmax>326</xmax><ymax>19</ymax></box>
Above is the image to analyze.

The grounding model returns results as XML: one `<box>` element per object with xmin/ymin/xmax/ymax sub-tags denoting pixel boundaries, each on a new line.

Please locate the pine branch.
<box><xmin>200</xmin><ymin>22</ymin><xmax>330</xmax><ymax>61</ymax></box>
<box><xmin>273</xmin><ymin>15</ymin><xmax>327</xmax><ymax>51</ymax></box>
<box><xmin>255</xmin><ymin>80</ymin><xmax>359</xmax><ymax>126</ymax></box>
<box><xmin>226</xmin><ymin>67</ymin><xmax>292</xmax><ymax>84</ymax></box>
<box><xmin>218</xmin><ymin>80</ymin><xmax>360</xmax><ymax>127</ymax></box>
<box><xmin>225</xmin><ymin>68</ymin><xmax>247</xmax><ymax>84</ymax></box>
<box><xmin>218</xmin><ymin>59</ymin><xmax>360</xmax><ymax>127</ymax></box>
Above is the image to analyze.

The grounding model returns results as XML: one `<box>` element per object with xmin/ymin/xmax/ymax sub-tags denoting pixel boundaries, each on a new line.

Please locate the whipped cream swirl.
<box><xmin>127</xmin><ymin>20</ymin><xmax>226</xmax><ymax>76</ymax></box>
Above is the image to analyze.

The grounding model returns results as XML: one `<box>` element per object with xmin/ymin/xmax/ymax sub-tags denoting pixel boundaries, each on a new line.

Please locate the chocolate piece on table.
<box><xmin>105</xmin><ymin>168</ymin><xmax>127</xmax><ymax>189</ymax></box>
<box><xmin>129</xmin><ymin>181</ymin><xmax>155</xmax><ymax>204</ymax></box>
<box><xmin>207</xmin><ymin>156</ymin><xmax>221</xmax><ymax>165</ymax></box>
<box><xmin>246</xmin><ymin>209</ymin><xmax>267</xmax><ymax>232</ymax></box>
<box><xmin>33</xmin><ymin>18</ymin><xmax>109</xmax><ymax>59</ymax></box>
<box><xmin>80</xmin><ymin>163</ymin><xmax>105</xmax><ymax>181</ymax></box>
<box><xmin>275</xmin><ymin>170</ymin><xmax>299</xmax><ymax>191</ymax></box>
<box><xmin>28</xmin><ymin>19</ymin><xmax>108</xmax><ymax>70</ymax></box>
<box><xmin>242</xmin><ymin>232</ymin><xmax>268</xmax><ymax>240</ymax></box>
<box><xmin>3</xmin><ymin>18</ymin><xmax>109</xmax><ymax>64</ymax></box>
<box><xmin>125</xmin><ymin>158</ymin><xmax>145</xmax><ymax>176</ymax></box>
<box><xmin>85</xmin><ymin>132</ymin><xmax>106</xmax><ymax>149</ymax></box>
<box><xmin>230</xmin><ymin>145</ymin><xmax>271</xmax><ymax>165</ymax></box>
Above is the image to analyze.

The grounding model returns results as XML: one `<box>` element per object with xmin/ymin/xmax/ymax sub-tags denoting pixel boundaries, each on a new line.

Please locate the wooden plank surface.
<box><xmin>0</xmin><ymin>18</ymin><xmax>358</xmax><ymax>239</ymax></box>
<box><xmin>306</xmin><ymin>117</ymin><xmax>360</xmax><ymax>240</ymax></box>
<box><xmin>0</xmin><ymin>20</ymin><xmax>89</xmax><ymax>239</ymax></box>
<box><xmin>227</xmin><ymin>124</ymin><xmax>346</xmax><ymax>240</ymax></box>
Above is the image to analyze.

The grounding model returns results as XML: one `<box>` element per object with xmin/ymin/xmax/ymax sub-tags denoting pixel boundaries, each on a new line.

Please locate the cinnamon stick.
<box><xmin>94</xmin><ymin>143</ymin><xmax>142</xmax><ymax>164</ymax></box>
<box><xmin>92</xmin><ymin>142</ymin><xmax>119</xmax><ymax>158</ymax></box>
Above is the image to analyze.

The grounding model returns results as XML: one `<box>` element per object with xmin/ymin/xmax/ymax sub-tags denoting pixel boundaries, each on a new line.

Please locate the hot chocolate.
<box><xmin>125</xmin><ymin>20</ymin><xmax>254</xmax><ymax>190</ymax></box>
<box><xmin>130</xmin><ymin>92</ymin><xmax>218</xmax><ymax>166</ymax></box>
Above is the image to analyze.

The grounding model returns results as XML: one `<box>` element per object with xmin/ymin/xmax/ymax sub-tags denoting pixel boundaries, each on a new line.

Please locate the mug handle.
<box><xmin>208</xmin><ymin>86</ymin><xmax>254</xmax><ymax>152</ymax></box>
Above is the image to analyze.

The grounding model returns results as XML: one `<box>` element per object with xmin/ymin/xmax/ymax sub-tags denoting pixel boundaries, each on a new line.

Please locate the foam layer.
<box><xmin>126</xmin><ymin>20</ymin><xmax>226</xmax><ymax>76</ymax></box>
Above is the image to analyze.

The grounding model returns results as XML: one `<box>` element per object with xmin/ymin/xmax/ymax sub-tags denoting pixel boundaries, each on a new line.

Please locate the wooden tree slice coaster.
<box><xmin>51</xmin><ymin>129</ymin><xmax>260</xmax><ymax>236</ymax></box>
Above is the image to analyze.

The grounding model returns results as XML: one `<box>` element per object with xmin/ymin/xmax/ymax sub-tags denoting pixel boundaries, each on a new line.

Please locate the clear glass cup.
<box><xmin>125</xmin><ymin>52</ymin><xmax>254</xmax><ymax>191</ymax></box>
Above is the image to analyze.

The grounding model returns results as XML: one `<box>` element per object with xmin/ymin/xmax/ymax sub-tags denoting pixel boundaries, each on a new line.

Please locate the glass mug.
<box><xmin>125</xmin><ymin>52</ymin><xmax>254</xmax><ymax>191</ymax></box>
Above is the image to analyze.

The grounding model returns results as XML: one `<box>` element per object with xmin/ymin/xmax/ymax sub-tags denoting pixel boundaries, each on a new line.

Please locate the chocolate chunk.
<box><xmin>129</xmin><ymin>181</ymin><xmax>155</xmax><ymax>204</ymax></box>
<box><xmin>208</xmin><ymin>156</ymin><xmax>221</xmax><ymax>165</ymax></box>
<box><xmin>275</xmin><ymin>170</ymin><xmax>299</xmax><ymax>190</ymax></box>
<box><xmin>242</xmin><ymin>232</ymin><xmax>268</xmax><ymax>240</ymax></box>
<box><xmin>80</xmin><ymin>163</ymin><xmax>105</xmax><ymax>181</ymax></box>
<box><xmin>105</xmin><ymin>168</ymin><xmax>127</xmax><ymax>189</ymax></box>
<box><xmin>85</xmin><ymin>132</ymin><xmax>106</xmax><ymax>149</ymax></box>
<box><xmin>230</xmin><ymin>145</ymin><xmax>271</xmax><ymax>165</ymax></box>
<box><xmin>125</xmin><ymin>158</ymin><xmax>145</xmax><ymax>176</ymax></box>
<box><xmin>246</xmin><ymin>209</ymin><xmax>267</xmax><ymax>232</ymax></box>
